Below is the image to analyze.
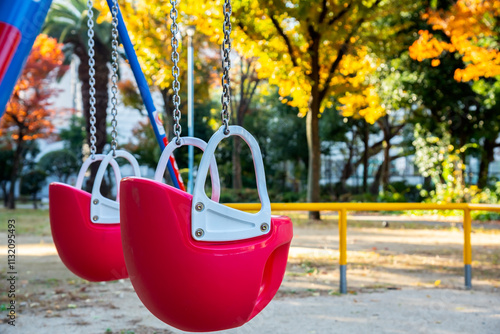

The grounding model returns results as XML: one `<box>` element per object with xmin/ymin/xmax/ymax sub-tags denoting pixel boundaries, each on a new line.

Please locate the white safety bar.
<box><xmin>75</xmin><ymin>154</ymin><xmax>122</xmax><ymax>191</ymax></box>
<box><xmin>154</xmin><ymin>137</ymin><xmax>221</xmax><ymax>202</ymax></box>
<box><xmin>91</xmin><ymin>150</ymin><xmax>141</xmax><ymax>224</ymax></box>
<box><xmin>191</xmin><ymin>126</ymin><xmax>271</xmax><ymax>241</ymax></box>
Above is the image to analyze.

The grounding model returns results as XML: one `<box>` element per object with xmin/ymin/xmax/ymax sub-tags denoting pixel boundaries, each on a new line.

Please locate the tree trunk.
<box><xmin>231</xmin><ymin>57</ymin><xmax>260</xmax><ymax>190</ymax></box>
<box><xmin>32</xmin><ymin>192</ymin><xmax>38</xmax><ymax>210</ymax></box>
<box><xmin>232</xmin><ymin>100</ymin><xmax>244</xmax><ymax>189</ymax></box>
<box><xmin>377</xmin><ymin>117</ymin><xmax>391</xmax><ymax>191</ymax></box>
<box><xmin>362</xmin><ymin>122</ymin><xmax>369</xmax><ymax>193</ymax></box>
<box><xmin>306</xmin><ymin>29</ymin><xmax>323</xmax><ymax>221</ymax></box>
<box><xmin>381</xmin><ymin>140</ymin><xmax>391</xmax><ymax>190</ymax></box>
<box><xmin>7</xmin><ymin>136</ymin><xmax>24</xmax><ymax>209</ymax></box>
<box><xmin>478</xmin><ymin>138</ymin><xmax>495</xmax><ymax>188</ymax></box>
<box><xmin>232</xmin><ymin>136</ymin><xmax>243</xmax><ymax>189</ymax></box>
<box><xmin>306</xmin><ymin>99</ymin><xmax>321</xmax><ymax>220</ymax></box>
<box><xmin>161</xmin><ymin>88</ymin><xmax>174</xmax><ymax>141</ymax></box>
<box><xmin>1</xmin><ymin>183</ymin><xmax>8</xmax><ymax>208</ymax></box>
<box><xmin>340</xmin><ymin>139</ymin><xmax>355</xmax><ymax>194</ymax></box>
<box><xmin>370</xmin><ymin>162</ymin><xmax>383</xmax><ymax>194</ymax></box>
<box><xmin>459</xmin><ymin>134</ymin><xmax>467</xmax><ymax>187</ymax></box>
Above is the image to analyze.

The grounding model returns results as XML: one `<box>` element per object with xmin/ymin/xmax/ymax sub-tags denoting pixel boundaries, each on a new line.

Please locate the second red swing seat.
<box><xmin>50</xmin><ymin>184</ymin><xmax>127</xmax><ymax>281</ymax></box>
<box><xmin>120</xmin><ymin>126</ymin><xmax>293</xmax><ymax>332</ymax></box>
<box><xmin>120</xmin><ymin>179</ymin><xmax>292</xmax><ymax>332</ymax></box>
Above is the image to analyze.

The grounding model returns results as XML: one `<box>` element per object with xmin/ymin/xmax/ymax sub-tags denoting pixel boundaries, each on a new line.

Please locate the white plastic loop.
<box><xmin>192</xmin><ymin>126</ymin><xmax>271</xmax><ymax>241</ymax></box>
<box><xmin>154</xmin><ymin>137</ymin><xmax>221</xmax><ymax>202</ymax></box>
<box><xmin>91</xmin><ymin>150</ymin><xmax>141</xmax><ymax>224</ymax></box>
<box><xmin>75</xmin><ymin>154</ymin><xmax>122</xmax><ymax>191</ymax></box>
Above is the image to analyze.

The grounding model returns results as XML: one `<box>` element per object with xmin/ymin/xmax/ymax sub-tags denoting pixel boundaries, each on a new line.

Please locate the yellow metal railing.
<box><xmin>226</xmin><ymin>202</ymin><xmax>500</xmax><ymax>293</ymax></box>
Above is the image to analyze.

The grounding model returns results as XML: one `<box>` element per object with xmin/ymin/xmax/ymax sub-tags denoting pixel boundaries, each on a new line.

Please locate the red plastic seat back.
<box><xmin>120</xmin><ymin>177</ymin><xmax>293</xmax><ymax>332</ymax></box>
<box><xmin>49</xmin><ymin>183</ymin><xmax>128</xmax><ymax>281</ymax></box>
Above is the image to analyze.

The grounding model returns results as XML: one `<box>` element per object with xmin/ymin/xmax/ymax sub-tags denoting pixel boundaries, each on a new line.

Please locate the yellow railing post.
<box><xmin>463</xmin><ymin>208</ymin><xmax>472</xmax><ymax>289</ymax></box>
<box><xmin>339</xmin><ymin>208</ymin><xmax>347</xmax><ymax>294</ymax></box>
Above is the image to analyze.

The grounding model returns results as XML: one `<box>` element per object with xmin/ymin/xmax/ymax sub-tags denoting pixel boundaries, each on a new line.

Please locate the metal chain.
<box><xmin>87</xmin><ymin>0</ymin><xmax>97</xmax><ymax>159</ymax></box>
<box><xmin>170</xmin><ymin>0</ymin><xmax>182</xmax><ymax>145</ymax></box>
<box><xmin>110</xmin><ymin>0</ymin><xmax>120</xmax><ymax>156</ymax></box>
<box><xmin>221</xmin><ymin>0</ymin><xmax>232</xmax><ymax>135</ymax></box>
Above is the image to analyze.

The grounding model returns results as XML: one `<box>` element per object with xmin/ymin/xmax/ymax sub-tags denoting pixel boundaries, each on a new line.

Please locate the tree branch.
<box><xmin>269</xmin><ymin>14</ymin><xmax>298</xmax><ymax>67</ymax></box>
<box><xmin>319</xmin><ymin>0</ymin><xmax>328</xmax><ymax>23</ymax></box>
<box><xmin>319</xmin><ymin>17</ymin><xmax>367</xmax><ymax>101</ymax></box>
<box><xmin>318</xmin><ymin>37</ymin><xmax>350</xmax><ymax>101</ymax></box>
<box><xmin>390</xmin><ymin>123</ymin><xmax>406</xmax><ymax>137</ymax></box>
<box><xmin>246</xmin><ymin>80</ymin><xmax>259</xmax><ymax>109</ymax></box>
<box><xmin>328</xmin><ymin>1</ymin><xmax>353</xmax><ymax>25</ymax></box>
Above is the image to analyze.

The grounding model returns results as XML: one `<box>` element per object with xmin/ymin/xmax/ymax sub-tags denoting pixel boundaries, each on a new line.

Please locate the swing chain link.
<box><xmin>110</xmin><ymin>0</ymin><xmax>120</xmax><ymax>156</ymax></box>
<box><xmin>87</xmin><ymin>0</ymin><xmax>97</xmax><ymax>159</ymax></box>
<box><xmin>170</xmin><ymin>0</ymin><xmax>182</xmax><ymax>145</ymax></box>
<box><xmin>221</xmin><ymin>0</ymin><xmax>232</xmax><ymax>135</ymax></box>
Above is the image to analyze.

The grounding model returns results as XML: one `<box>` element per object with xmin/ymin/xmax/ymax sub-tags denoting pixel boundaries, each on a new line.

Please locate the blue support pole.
<box><xmin>105</xmin><ymin>0</ymin><xmax>181</xmax><ymax>189</ymax></box>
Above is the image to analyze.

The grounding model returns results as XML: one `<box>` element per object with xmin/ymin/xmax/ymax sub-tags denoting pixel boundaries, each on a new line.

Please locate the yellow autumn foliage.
<box><xmin>409</xmin><ymin>0</ymin><xmax>500</xmax><ymax>82</ymax></box>
<box><xmin>338</xmin><ymin>86</ymin><xmax>385</xmax><ymax>124</ymax></box>
<box><xmin>182</xmin><ymin>0</ymin><xmax>400</xmax><ymax>124</ymax></box>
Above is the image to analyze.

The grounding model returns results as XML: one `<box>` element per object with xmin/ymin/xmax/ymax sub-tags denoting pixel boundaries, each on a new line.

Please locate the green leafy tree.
<box><xmin>407</xmin><ymin>0</ymin><xmax>500</xmax><ymax>188</ymax></box>
<box><xmin>401</xmin><ymin>48</ymin><xmax>496</xmax><ymax>189</ymax></box>
<box><xmin>473</xmin><ymin>80</ymin><xmax>500</xmax><ymax>187</ymax></box>
<box><xmin>20</xmin><ymin>169</ymin><xmax>48</xmax><ymax>209</ymax></box>
<box><xmin>59</xmin><ymin>115</ymin><xmax>86</xmax><ymax>161</ymax></box>
<box><xmin>412</xmin><ymin>123</ymin><xmax>481</xmax><ymax>203</ymax></box>
<box><xmin>262</xmin><ymin>91</ymin><xmax>309</xmax><ymax>199</ymax></box>
<box><xmin>122</xmin><ymin>120</ymin><xmax>161</xmax><ymax>171</ymax></box>
<box><xmin>38</xmin><ymin>150</ymin><xmax>79</xmax><ymax>183</ymax></box>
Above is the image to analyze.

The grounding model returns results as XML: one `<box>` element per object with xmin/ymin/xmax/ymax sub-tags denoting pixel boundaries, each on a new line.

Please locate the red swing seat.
<box><xmin>49</xmin><ymin>151</ymin><xmax>140</xmax><ymax>282</ymax></box>
<box><xmin>120</xmin><ymin>177</ymin><xmax>293</xmax><ymax>332</ymax></box>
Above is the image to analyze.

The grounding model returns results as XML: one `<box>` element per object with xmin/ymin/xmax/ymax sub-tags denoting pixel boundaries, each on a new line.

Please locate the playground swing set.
<box><xmin>0</xmin><ymin>0</ymin><xmax>293</xmax><ymax>331</ymax></box>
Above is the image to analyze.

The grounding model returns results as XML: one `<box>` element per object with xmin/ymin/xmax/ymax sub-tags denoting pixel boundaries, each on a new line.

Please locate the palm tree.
<box><xmin>43</xmin><ymin>0</ymin><xmax>113</xmax><ymax>191</ymax></box>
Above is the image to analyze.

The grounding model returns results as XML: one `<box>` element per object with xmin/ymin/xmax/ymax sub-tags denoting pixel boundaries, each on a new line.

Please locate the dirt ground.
<box><xmin>0</xmin><ymin>217</ymin><xmax>499</xmax><ymax>333</ymax></box>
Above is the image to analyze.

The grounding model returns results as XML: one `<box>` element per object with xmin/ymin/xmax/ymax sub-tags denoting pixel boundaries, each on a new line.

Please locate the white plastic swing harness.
<box><xmin>84</xmin><ymin>0</ymin><xmax>141</xmax><ymax>224</ymax></box>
